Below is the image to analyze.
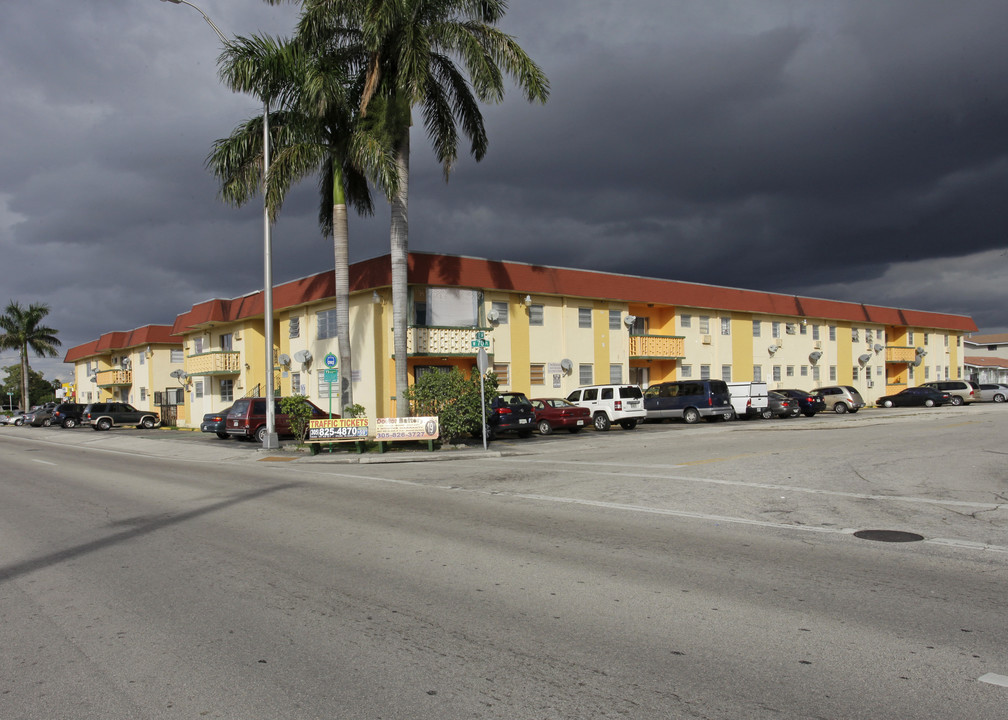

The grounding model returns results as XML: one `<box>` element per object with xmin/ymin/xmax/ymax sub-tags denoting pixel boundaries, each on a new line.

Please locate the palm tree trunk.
<box><xmin>391</xmin><ymin>130</ymin><xmax>409</xmax><ymax>417</ymax></box>
<box><xmin>20</xmin><ymin>345</ymin><xmax>29</xmax><ymax>410</ymax></box>
<box><xmin>332</xmin><ymin>161</ymin><xmax>354</xmax><ymax>414</ymax></box>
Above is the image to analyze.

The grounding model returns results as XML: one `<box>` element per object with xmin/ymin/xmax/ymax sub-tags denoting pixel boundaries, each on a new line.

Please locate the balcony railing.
<box><xmin>96</xmin><ymin>369</ymin><xmax>132</xmax><ymax>387</ymax></box>
<box><xmin>406</xmin><ymin>326</ymin><xmax>489</xmax><ymax>356</ymax></box>
<box><xmin>629</xmin><ymin>334</ymin><xmax>686</xmax><ymax>359</ymax></box>
<box><xmin>187</xmin><ymin>351</ymin><xmax>242</xmax><ymax>376</ymax></box>
<box><xmin>884</xmin><ymin>346</ymin><xmax>917</xmax><ymax>364</ymax></box>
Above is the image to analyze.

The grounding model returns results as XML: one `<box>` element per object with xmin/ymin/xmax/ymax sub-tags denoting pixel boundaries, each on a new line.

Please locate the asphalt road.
<box><xmin>1</xmin><ymin>405</ymin><xmax>1006</xmax><ymax>719</ymax></box>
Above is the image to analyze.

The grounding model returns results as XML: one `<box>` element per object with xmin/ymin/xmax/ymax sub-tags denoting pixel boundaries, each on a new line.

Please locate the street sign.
<box><xmin>324</xmin><ymin>369</ymin><xmax>339</xmax><ymax>383</ymax></box>
<box><xmin>471</xmin><ymin>339</ymin><xmax>490</xmax><ymax>348</ymax></box>
<box><xmin>477</xmin><ymin>348</ymin><xmax>489</xmax><ymax>374</ymax></box>
<box><xmin>475</xmin><ymin>331</ymin><xmax>485</xmax><ymax>340</ymax></box>
<box><xmin>324</xmin><ymin>353</ymin><xmax>338</xmax><ymax>368</ymax></box>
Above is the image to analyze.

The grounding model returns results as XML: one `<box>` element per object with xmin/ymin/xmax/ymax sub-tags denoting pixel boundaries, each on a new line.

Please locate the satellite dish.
<box><xmin>88</xmin><ymin>374</ymin><xmax>97</xmax><ymax>384</ymax></box>
<box><xmin>170</xmin><ymin>369</ymin><xmax>188</xmax><ymax>380</ymax></box>
<box><xmin>809</xmin><ymin>351</ymin><xmax>822</xmax><ymax>363</ymax></box>
<box><xmin>278</xmin><ymin>353</ymin><xmax>291</xmax><ymax>367</ymax></box>
<box><xmin>873</xmin><ymin>343</ymin><xmax>883</xmax><ymax>353</ymax></box>
<box><xmin>768</xmin><ymin>344</ymin><xmax>779</xmax><ymax>354</ymax></box>
<box><xmin>487</xmin><ymin>309</ymin><xmax>500</xmax><ymax>323</ymax></box>
<box><xmin>912</xmin><ymin>357</ymin><xmax>923</xmax><ymax>367</ymax></box>
<box><xmin>915</xmin><ymin>347</ymin><xmax>925</xmax><ymax>355</ymax></box>
<box><xmin>858</xmin><ymin>353</ymin><xmax>872</xmax><ymax>366</ymax></box>
<box><xmin>560</xmin><ymin>358</ymin><xmax>573</xmax><ymax>373</ymax></box>
<box><xmin>120</xmin><ymin>357</ymin><xmax>131</xmax><ymax>370</ymax></box>
<box><xmin>293</xmin><ymin>349</ymin><xmax>312</xmax><ymax>364</ymax></box>
<box><xmin>623</xmin><ymin>314</ymin><xmax>637</xmax><ymax>328</ymax></box>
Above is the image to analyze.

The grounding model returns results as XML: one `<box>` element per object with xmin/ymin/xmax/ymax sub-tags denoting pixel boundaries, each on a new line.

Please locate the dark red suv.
<box><xmin>225</xmin><ymin>397</ymin><xmax>329</xmax><ymax>443</ymax></box>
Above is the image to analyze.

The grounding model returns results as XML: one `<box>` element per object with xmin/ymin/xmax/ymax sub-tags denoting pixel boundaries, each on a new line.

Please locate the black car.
<box><xmin>774</xmin><ymin>389</ymin><xmax>827</xmax><ymax>417</ymax></box>
<box><xmin>767</xmin><ymin>391</ymin><xmax>799</xmax><ymax>418</ymax></box>
<box><xmin>51</xmin><ymin>402</ymin><xmax>88</xmax><ymax>428</ymax></box>
<box><xmin>876</xmin><ymin>387</ymin><xmax>950</xmax><ymax>408</ymax></box>
<box><xmin>200</xmin><ymin>405</ymin><xmax>234</xmax><ymax>439</ymax></box>
<box><xmin>83</xmin><ymin>402</ymin><xmax>160</xmax><ymax>430</ymax></box>
<box><xmin>486</xmin><ymin>392</ymin><xmax>535</xmax><ymax>439</ymax></box>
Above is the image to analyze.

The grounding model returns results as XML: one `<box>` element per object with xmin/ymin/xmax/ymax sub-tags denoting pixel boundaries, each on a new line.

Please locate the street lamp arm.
<box><xmin>159</xmin><ymin>0</ymin><xmax>228</xmax><ymax>45</ymax></box>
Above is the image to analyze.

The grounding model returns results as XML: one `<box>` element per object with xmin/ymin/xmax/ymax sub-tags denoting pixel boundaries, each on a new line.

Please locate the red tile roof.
<box><xmin>168</xmin><ymin>252</ymin><xmax>978</xmax><ymax>334</ymax></box>
<box><xmin>964</xmin><ymin>356</ymin><xmax>1008</xmax><ymax>368</ymax></box>
<box><xmin>965</xmin><ymin>333</ymin><xmax>1008</xmax><ymax>345</ymax></box>
<box><xmin>64</xmin><ymin>325</ymin><xmax>183</xmax><ymax>363</ymax></box>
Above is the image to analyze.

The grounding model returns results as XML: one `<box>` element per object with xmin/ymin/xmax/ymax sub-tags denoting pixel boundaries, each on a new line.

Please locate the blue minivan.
<box><xmin>643</xmin><ymin>380</ymin><xmax>733</xmax><ymax>424</ymax></box>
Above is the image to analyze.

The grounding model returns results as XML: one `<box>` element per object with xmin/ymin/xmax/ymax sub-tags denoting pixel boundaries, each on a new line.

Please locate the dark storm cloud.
<box><xmin>2</xmin><ymin>1</ymin><xmax>1007</xmax><ymax>378</ymax></box>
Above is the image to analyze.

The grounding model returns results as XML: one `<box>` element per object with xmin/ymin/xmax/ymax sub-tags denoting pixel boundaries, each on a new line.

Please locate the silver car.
<box><xmin>976</xmin><ymin>383</ymin><xmax>1008</xmax><ymax>403</ymax></box>
<box><xmin>920</xmin><ymin>380</ymin><xmax>978</xmax><ymax>406</ymax></box>
<box><xmin>811</xmin><ymin>385</ymin><xmax>866</xmax><ymax>414</ymax></box>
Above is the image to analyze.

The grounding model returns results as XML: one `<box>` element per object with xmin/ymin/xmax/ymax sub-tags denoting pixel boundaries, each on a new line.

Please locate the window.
<box><xmin>924</xmin><ymin>366</ymin><xmax>930</xmax><ymax>379</ymax></box>
<box><xmin>195</xmin><ymin>380</ymin><xmax>204</xmax><ymax>399</ymax></box>
<box><xmin>139</xmin><ymin>353</ymin><xmax>145</xmax><ymax>366</ymax></box>
<box><xmin>752</xmin><ymin>320</ymin><xmax>761</xmax><ymax>337</ymax></box>
<box><xmin>680</xmin><ymin>314</ymin><xmax>692</xmax><ymax>328</ymax></box>
<box><xmin>140</xmin><ymin>387</ymin><xmax>147</xmax><ymax>402</ymax></box>
<box><xmin>530</xmin><ymin>364</ymin><xmax>545</xmax><ymax>385</ymax></box>
<box><xmin>852</xmin><ymin>329</ymin><xmax>859</xmax><ymax>342</ymax></box>
<box><xmin>220</xmin><ymin>379</ymin><xmax>234</xmax><ymax>402</ymax></box>
<box><xmin>908</xmin><ymin>364</ymin><xmax>915</xmax><ymax>379</ymax></box>
<box><xmin>829</xmin><ymin>365</ymin><xmax>837</xmax><ymax>381</ymax></box>
<box><xmin>193</xmin><ymin>337</ymin><xmax>204</xmax><ymax>354</ymax></box>
<box><xmin>609</xmin><ymin>310</ymin><xmax>621</xmax><ymax>330</ymax></box>
<box><xmin>680</xmin><ymin>364</ymin><xmax>692</xmax><ymax>378</ymax></box>
<box><xmin>772</xmin><ymin>365</ymin><xmax>782</xmax><ymax>382</ymax></box>
<box><xmin>829</xmin><ymin>325</ymin><xmax>836</xmax><ymax>341</ymax></box>
<box><xmin>753</xmin><ymin>365</ymin><xmax>762</xmax><ymax>382</ymax></box>
<box><xmin>800</xmin><ymin>322</ymin><xmax>807</xmax><ymax>335</ymax></box>
<box><xmin>772</xmin><ymin>322</ymin><xmax>781</xmax><ymax>339</ymax></box>
<box><xmin>578</xmin><ymin>363</ymin><xmax>593</xmax><ymax>385</ymax></box>
<box><xmin>170</xmin><ymin>349</ymin><xmax>184</xmax><ymax>363</ymax></box>
<box><xmin>812</xmin><ymin>366</ymin><xmax>820</xmax><ymax>382</ymax></box>
<box><xmin>944</xmin><ymin>334</ymin><xmax>949</xmax><ymax>347</ymax></box>
<box><xmin>700</xmin><ymin>365</ymin><xmax>710</xmax><ymax>380</ymax></box>
<box><xmin>630</xmin><ymin>316</ymin><xmax>648</xmax><ymax>335</ymax></box>
<box><xmin>786</xmin><ymin>365</ymin><xmax>794</xmax><ymax>377</ymax></box>
<box><xmin>317</xmin><ymin>308</ymin><xmax>338</xmax><ymax>339</ymax></box>
<box><xmin>721</xmin><ymin>318</ymin><xmax>730</xmax><ymax>335</ymax></box>
<box><xmin>291</xmin><ymin>372</ymin><xmax>301</xmax><ymax>395</ymax></box>
<box><xmin>852</xmin><ymin>367</ymin><xmax>859</xmax><ymax>380</ymax></box>
<box><xmin>800</xmin><ymin>366</ymin><xmax>808</xmax><ymax>377</ymax></box>
<box><xmin>699</xmin><ymin>316</ymin><xmax>710</xmax><ymax>334</ymax></box>
<box><xmin>289</xmin><ymin>316</ymin><xmax>300</xmax><ymax>338</ymax></box>
<box><xmin>923</xmin><ymin>333</ymin><xmax>929</xmax><ymax>345</ymax></box>
<box><xmin>721</xmin><ymin>365</ymin><xmax>732</xmax><ymax>382</ymax></box>
<box><xmin>908</xmin><ymin>331</ymin><xmax>914</xmax><ymax>343</ymax></box>
<box><xmin>609</xmin><ymin>364</ymin><xmax>622</xmax><ymax>384</ymax></box>
<box><xmin>491</xmin><ymin>301</ymin><xmax>508</xmax><ymax>325</ymax></box>
<box><xmin>578</xmin><ymin>307</ymin><xmax>592</xmax><ymax>328</ymax></box>
<box><xmin>529</xmin><ymin>304</ymin><xmax>544</xmax><ymax>326</ymax></box>
<box><xmin>220</xmin><ymin>333</ymin><xmax>233</xmax><ymax>351</ymax></box>
<box><xmin>493</xmin><ymin>363</ymin><xmax>510</xmax><ymax>385</ymax></box>
<box><xmin>415</xmin><ymin>365</ymin><xmax>452</xmax><ymax>381</ymax></box>
<box><xmin>413</xmin><ymin>287</ymin><xmax>480</xmax><ymax>326</ymax></box>
<box><xmin>812</xmin><ymin>325</ymin><xmax>820</xmax><ymax>340</ymax></box>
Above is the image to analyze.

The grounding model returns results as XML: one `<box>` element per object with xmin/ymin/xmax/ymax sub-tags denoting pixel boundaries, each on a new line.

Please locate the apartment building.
<box><xmin>964</xmin><ymin>333</ymin><xmax>1008</xmax><ymax>383</ymax></box>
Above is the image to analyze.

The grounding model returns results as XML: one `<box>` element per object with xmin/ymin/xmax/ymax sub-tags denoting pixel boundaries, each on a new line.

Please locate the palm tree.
<box><xmin>295</xmin><ymin>0</ymin><xmax>550</xmax><ymax>416</ymax></box>
<box><xmin>208</xmin><ymin>33</ymin><xmax>396</xmax><ymax>412</ymax></box>
<box><xmin>0</xmin><ymin>301</ymin><xmax>61</xmax><ymax>410</ymax></box>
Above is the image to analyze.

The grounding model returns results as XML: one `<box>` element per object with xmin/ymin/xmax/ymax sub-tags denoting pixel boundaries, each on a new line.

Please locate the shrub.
<box><xmin>279</xmin><ymin>395</ymin><xmax>313</xmax><ymax>445</ymax></box>
<box><xmin>404</xmin><ymin>368</ymin><xmax>498</xmax><ymax>443</ymax></box>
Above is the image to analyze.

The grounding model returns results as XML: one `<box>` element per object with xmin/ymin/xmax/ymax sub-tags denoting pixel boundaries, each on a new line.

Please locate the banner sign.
<box><xmin>374</xmin><ymin>416</ymin><xmax>439</xmax><ymax>441</ymax></box>
<box><xmin>308</xmin><ymin>417</ymin><xmax>370</xmax><ymax>441</ymax></box>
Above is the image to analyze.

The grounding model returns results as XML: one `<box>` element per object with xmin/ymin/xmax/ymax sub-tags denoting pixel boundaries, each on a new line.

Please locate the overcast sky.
<box><xmin>3</xmin><ymin>0</ymin><xmax>1007</xmax><ymax>381</ymax></box>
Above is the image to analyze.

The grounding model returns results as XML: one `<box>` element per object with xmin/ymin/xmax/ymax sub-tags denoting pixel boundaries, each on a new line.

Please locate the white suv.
<box><xmin>566</xmin><ymin>384</ymin><xmax>646</xmax><ymax>431</ymax></box>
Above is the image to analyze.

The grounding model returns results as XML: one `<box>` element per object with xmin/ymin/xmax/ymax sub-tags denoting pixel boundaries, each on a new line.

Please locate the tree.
<box><xmin>208</xmin><ymin>33</ymin><xmax>395</xmax><ymax>413</ymax></box>
<box><xmin>403</xmin><ymin>367</ymin><xmax>497</xmax><ymax>443</ymax></box>
<box><xmin>0</xmin><ymin>301</ymin><xmax>61</xmax><ymax>410</ymax></box>
<box><xmin>1</xmin><ymin>364</ymin><xmax>56</xmax><ymax>409</ymax></box>
<box><xmin>294</xmin><ymin>0</ymin><xmax>550</xmax><ymax>415</ymax></box>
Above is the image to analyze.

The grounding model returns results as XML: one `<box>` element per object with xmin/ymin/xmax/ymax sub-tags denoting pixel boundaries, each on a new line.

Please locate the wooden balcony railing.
<box><xmin>629</xmin><ymin>334</ymin><xmax>686</xmax><ymax>359</ymax></box>
<box><xmin>884</xmin><ymin>346</ymin><xmax>917</xmax><ymax>364</ymax></box>
<box><xmin>406</xmin><ymin>326</ymin><xmax>489</xmax><ymax>356</ymax></box>
<box><xmin>187</xmin><ymin>351</ymin><xmax>242</xmax><ymax>376</ymax></box>
<box><xmin>96</xmin><ymin>369</ymin><xmax>132</xmax><ymax>387</ymax></box>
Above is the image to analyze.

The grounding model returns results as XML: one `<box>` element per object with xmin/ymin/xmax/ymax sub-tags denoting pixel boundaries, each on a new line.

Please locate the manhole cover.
<box><xmin>853</xmin><ymin>529</ymin><xmax>924</xmax><ymax>543</ymax></box>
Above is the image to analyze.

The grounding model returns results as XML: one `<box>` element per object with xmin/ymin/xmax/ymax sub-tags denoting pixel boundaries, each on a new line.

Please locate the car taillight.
<box><xmin>614</xmin><ymin>400</ymin><xmax>622</xmax><ymax>411</ymax></box>
<box><xmin>497</xmin><ymin>407</ymin><xmax>511</xmax><ymax>415</ymax></box>
<box><xmin>746</xmin><ymin>399</ymin><xmax>752</xmax><ymax>408</ymax></box>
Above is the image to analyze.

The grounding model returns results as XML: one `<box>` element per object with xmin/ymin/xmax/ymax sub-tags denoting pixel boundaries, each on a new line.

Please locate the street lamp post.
<box><xmin>161</xmin><ymin>0</ymin><xmax>278</xmax><ymax>448</ymax></box>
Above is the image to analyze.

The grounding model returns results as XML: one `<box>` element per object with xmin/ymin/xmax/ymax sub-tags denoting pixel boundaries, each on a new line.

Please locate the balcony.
<box><xmin>187</xmin><ymin>351</ymin><xmax>242</xmax><ymax>376</ymax></box>
<box><xmin>96</xmin><ymin>369</ymin><xmax>132</xmax><ymax>388</ymax></box>
<box><xmin>885</xmin><ymin>346</ymin><xmax>917</xmax><ymax>364</ymax></box>
<box><xmin>406</xmin><ymin>326</ymin><xmax>489</xmax><ymax>356</ymax></box>
<box><xmin>629</xmin><ymin>334</ymin><xmax>686</xmax><ymax>359</ymax></box>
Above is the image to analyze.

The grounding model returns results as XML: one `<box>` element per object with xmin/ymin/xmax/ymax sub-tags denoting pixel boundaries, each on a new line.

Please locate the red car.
<box><xmin>530</xmin><ymin>398</ymin><xmax>591</xmax><ymax>435</ymax></box>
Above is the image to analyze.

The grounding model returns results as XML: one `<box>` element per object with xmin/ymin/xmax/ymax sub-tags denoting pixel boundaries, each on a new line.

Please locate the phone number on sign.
<box><xmin>309</xmin><ymin>426</ymin><xmax>369</xmax><ymax>440</ymax></box>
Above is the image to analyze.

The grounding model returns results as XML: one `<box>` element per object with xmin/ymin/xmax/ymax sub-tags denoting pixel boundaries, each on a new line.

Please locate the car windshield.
<box><xmin>549</xmin><ymin>399</ymin><xmax>575</xmax><ymax>408</ymax></box>
<box><xmin>619</xmin><ymin>386</ymin><xmax>643</xmax><ymax>399</ymax></box>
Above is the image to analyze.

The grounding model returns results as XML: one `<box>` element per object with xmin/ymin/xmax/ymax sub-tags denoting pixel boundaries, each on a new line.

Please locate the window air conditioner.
<box><xmin>813</xmin><ymin>341</ymin><xmax>822</xmax><ymax>350</ymax></box>
<box><xmin>701</xmin><ymin>334</ymin><xmax>712</xmax><ymax>345</ymax></box>
<box><xmin>233</xmin><ymin>331</ymin><xmax>242</xmax><ymax>340</ymax></box>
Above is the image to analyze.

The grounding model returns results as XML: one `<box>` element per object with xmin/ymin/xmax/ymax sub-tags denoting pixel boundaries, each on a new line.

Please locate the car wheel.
<box><xmin>537</xmin><ymin>419</ymin><xmax>553</xmax><ymax>435</ymax></box>
<box><xmin>619</xmin><ymin>419</ymin><xmax>638</xmax><ymax>430</ymax></box>
<box><xmin>42</xmin><ymin>418</ymin><xmax>52</xmax><ymax>427</ymax></box>
<box><xmin>833</xmin><ymin>403</ymin><xmax>848</xmax><ymax>414</ymax></box>
<box><xmin>882</xmin><ymin>399</ymin><xmax>893</xmax><ymax>408</ymax></box>
<box><xmin>97</xmin><ymin>418</ymin><xmax>112</xmax><ymax>431</ymax></box>
<box><xmin>950</xmin><ymin>396</ymin><xmax>963</xmax><ymax>406</ymax></box>
<box><xmin>63</xmin><ymin>418</ymin><xmax>77</xmax><ymax>428</ymax></box>
<box><xmin>683</xmin><ymin>407</ymin><xmax>700</xmax><ymax>424</ymax></box>
<box><xmin>140</xmin><ymin>417</ymin><xmax>156</xmax><ymax>429</ymax></box>
<box><xmin>14</xmin><ymin>418</ymin><xmax>23</xmax><ymax>426</ymax></box>
<box><xmin>254</xmin><ymin>425</ymin><xmax>267</xmax><ymax>444</ymax></box>
<box><xmin>924</xmin><ymin>398</ymin><xmax>934</xmax><ymax>407</ymax></box>
<box><xmin>593</xmin><ymin>413</ymin><xmax>611</xmax><ymax>431</ymax></box>
<box><xmin>761</xmin><ymin>408</ymin><xmax>773</xmax><ymax>420</ymax></box>
<box><xmin>994</xmin><ymin>393</ymin><xmax>1006</xmax><ymax>403</ymax></box>
<box><xmin>216</xmin><ymin>431</ymin><xmax>230</xmax><ymax>440</ymax></box>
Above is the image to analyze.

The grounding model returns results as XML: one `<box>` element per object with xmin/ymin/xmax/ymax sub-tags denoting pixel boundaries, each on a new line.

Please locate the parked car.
<box><xmin>920</xmin><ymin>380</ymin><xmax>977</xmax><ymax>406</ymax></box>
<box><xmin>225</xmin><ymin>397</ymin><xmax>328</xmax><ymax>443</ymax></box>
<box><xmin>774</xmin><ymin>389</ymin><xmax>827</xmax><ymax>417</ymax></box>
<box><xmin>1</xmin><ymin>411</ymin><xmax>27</xmax><ymax>426</ymax></box>
<box><xmin>26</xmin><ymin>407</ymin><xmax>56</xmax><ymax>426</ymax></box>
<box><xmin>727</xmin><ymin>381</ymin><xmax>771</xmax><ymax>420</ymax></box>
<box><xmin>83</xmin><ymin>402</ymin><xmax>160</xmax><ymax>430</ymax></box>
<box><xmin>485</xmin><ymin>392</ymin><xmax>535</xmax><ymax>439</ymax></box>
<box><xmin>566</xmin><ymin>384</ymin><xmax>647</xmax><ymax>431</ymax></box>
<box><xmin>767</xmin><ymin>391</ymin><xmax>799</xmax><ymax>418</ymax></box>
<box><xmin>200</xmin><ymin>405</ymin><xmax>234</xmax><ymax>439</ymax></box>
<box><xmin>811</xmin><ymin>385</ymin><xmax>865</xmax><ymax>414</ymax></box>
<box><xmin>530</xmin><ymin>397</ymin><xmax>591</xmax><ymax>435</ymax></box>
<box><xmin>51</xmin><ymin>402</ymin><xmax>87</xmax><ymax>428</ymax></box>
<box><xmin>976</xmin><ymin>383</ymin><xmax>1008</xmax><ymax>403</ymax></box>
<box><xmin>876</xmin><ymin>387</ymin><xmax>950</xmax><ymax>408</ymax></box>
<box><xmin>642</xmin><ymin>380</ymin><xmax>733</xmax><ymax>424</ymax></box>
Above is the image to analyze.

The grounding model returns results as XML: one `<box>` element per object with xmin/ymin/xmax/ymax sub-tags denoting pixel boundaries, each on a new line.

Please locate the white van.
<box><xmin>727</xmin><ymin>382</ymin><xmax>771</xmax><ymax>420</ymax></box>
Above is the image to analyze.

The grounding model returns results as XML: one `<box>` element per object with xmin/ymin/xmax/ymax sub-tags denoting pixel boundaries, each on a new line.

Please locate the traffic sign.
<box><xmin>324</xmin><ymin>353</ymin><xmax>338</xmax><ymax>368</ymax></box>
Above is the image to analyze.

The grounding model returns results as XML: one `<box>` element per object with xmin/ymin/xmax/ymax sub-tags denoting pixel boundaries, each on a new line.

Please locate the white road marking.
<box><xmin>31</xmin><ymin>458</ymin><xmax>57</xmax><ymax>466</ymax></box>
<box><xmin>979</xmin><ymin>673</ymin><xmax>1008</xmax><ymax>687</ymax></box>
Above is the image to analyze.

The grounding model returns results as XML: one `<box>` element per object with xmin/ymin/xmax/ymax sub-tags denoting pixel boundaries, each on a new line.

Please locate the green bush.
<box><xmin>404</xmin><ymin>368</ymin><xmax>498</xmax><ymax>443</ymax></box>
<box><xmin>343</xmin><ymin>403</ymin><xmax>367</xmax><ymax>419</ymax></box>
<box><xmin>279</xmin><ymin>395</ymin><xmax>314</xmax><ymax>445</ymax></box>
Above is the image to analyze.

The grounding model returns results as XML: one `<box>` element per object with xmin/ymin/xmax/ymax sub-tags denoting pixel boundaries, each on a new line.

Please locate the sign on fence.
<box><xmin>374</xmin><ymin>416</ymin><xmax>439</xmax><ymax>441</ymax></box>
<box><xmin>308</xmin><ymin>417</ymin><xmax>369</xmax><ymax>441</ymax></box>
